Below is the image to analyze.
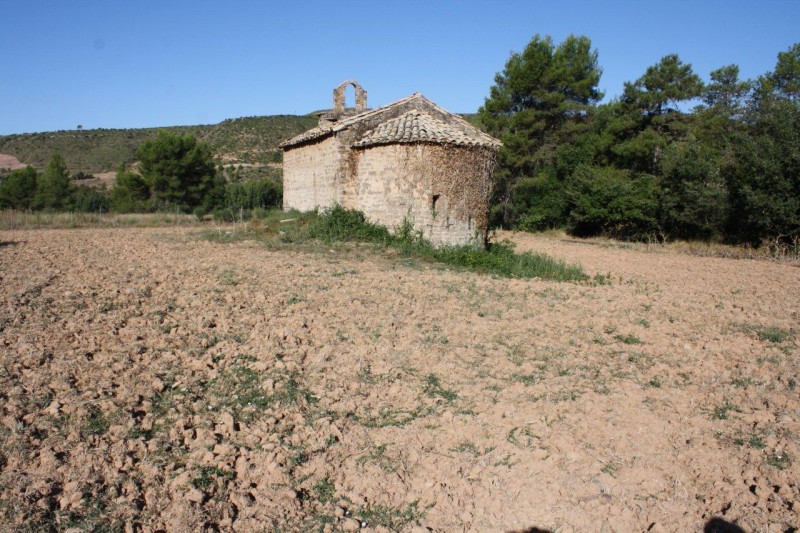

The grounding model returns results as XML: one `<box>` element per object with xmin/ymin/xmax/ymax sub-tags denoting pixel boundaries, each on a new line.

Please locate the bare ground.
<box><xmin>0</xmin><ymin>154</ymin><xmax>27</xmax><ymax>172</ymax></box>
<box><xmin>0</xmin><ymin>227</ymin><xmax>797</xmax><ymax>532</ymax></box>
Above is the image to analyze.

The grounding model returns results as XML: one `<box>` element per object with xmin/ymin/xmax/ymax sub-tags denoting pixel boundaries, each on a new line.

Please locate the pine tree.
<box><xmin>35</xmin><ymin>153</ymin><xmax>73</xmax><ymax>209</ymax></box>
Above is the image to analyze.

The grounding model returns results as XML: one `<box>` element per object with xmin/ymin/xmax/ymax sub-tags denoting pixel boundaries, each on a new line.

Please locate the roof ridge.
<box><xmin>330</xmin><ymin>92</ymin><xmax>424</xmax><ymax>132</ymax></box>
<box><xmin>280</xmin><ymin>91</ymin><xmax>500</xmax><ymax>149</ymax></box>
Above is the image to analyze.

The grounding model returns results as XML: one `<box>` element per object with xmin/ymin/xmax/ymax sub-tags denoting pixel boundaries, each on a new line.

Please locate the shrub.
<box><xmin>109</xmin><ymin>164</ymin><xmax>150</xmax><ymax>213</ymax></box>
<box><xmin>72</xmin><ymin>187</ymin><xmax>110</xmax><ymax>213</ymax></box>
<box><xmin>566</xmin><ymin>165</ymin><xmax>659</xmax><ymax>240</ymax></box>
<box><xmin>306</xmin><ymin>205</ymin><xmax>392</xmax><ymax>244</ymax></box>
<box><xmin>0</xmin><ymin>165</ymin><xmax>38</xmax><ymax>209</ymax></box>
<box><xmin>212</xmin><ymin>208</ymin><xmax>234</xmax><ymax>222</ymax></box>
<box><xmin>224</xmin><ymin>177</ymin><xmax>282</xmax><ymax>211</ymax></box>
<box><xmin>193</xmin><ymin>206</ymin><xmax>206</xmax><ymax>221</ymax></box>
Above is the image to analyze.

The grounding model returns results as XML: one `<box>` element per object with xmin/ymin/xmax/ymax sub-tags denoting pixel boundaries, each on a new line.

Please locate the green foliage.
<box><xmin>0</xmin><ymin>165</ymin><xmax>38</xmax><ymax>209</ymax></box>
<box><xmin>658</xmin><ymin>140</ymin><xmax>728</xmax><ymax>239</ymax></box>
<box><xmin>355</xmin><ymin>501</ymin><xmax>426</xmax><ymax>530</ymax></box>
<box><xmin>724</xmin><ymin>96</ymin><xmax>800</xmax><ymax>243</ymax></box>
<box><xmin>766</xmin><ymin>451</ymin><xmax>792</xmax><ymax>470</ymax></box>
<box><xmin>567</xmin><ymin>166</ymin><xmax>659</xmax><ymax>239</ymax></box>
<box><xmin>306</xmin><ymin>205</ymin><xmax>393</xmax><ymax>244</ymax></box>
<box><xmin>614</xmin><ymin>334</ymin><xmax>642</xmax><ymax>345</ymax></box>
<box><xmin>422</xmin><ymin>374</ymin><xmax>458</xmax><ymax>402</ymax></box>
<box><xmin>136</xmin><ymin>132</ymin><xmax>215</xmax><ymax>209</ymax></box>
<box><xmin>770</xmin><ymin>43</ymin><xmax>800</xmax><ymax>102</ymax></box>
<box><xmin>83</xmin><ymin>405</ymin><xmax>112</xmax><ymax>436</ymax></box>
<box><xmin>479</xmin><ymin>34</ymin><xmax>602</xmax><ymax>228</ymax></box>
<box><xmin>224</xmin><ymin>177</ymin><xmax>282</xmax><ymax>210</ymax></box>
<box><xmin>429</xmin><ymin>240</ymin><xmax>588</xmax><ymax>281</ymax></box>
<box><xmin>622</xmin><ymin>54</ymin><xmax>704</xmax><ymax>118</ymax></box>
<box><xmin>109</xmin><ymin>164</ymin><xmax>150</xmax><ymax>212</ymax></box>
<box><xmin>192</xmin><ymin>466</ymin><xmax>233</xmax><ymax>490</ymax></box>
<box><xmin>477</xmin><ymin>37</ymin><xmax>799</xmax><ymax>247</ymax></box>
<box><xmin>312</xmin><ymin>477</ymin><xmax>335</xmax><ymax>504</ymax></box>
<box><xmin>72</xmin><ymin>186</ymin><xmax>110</xmax><ymax>213</ymax></box>
<box><xmin>703</xmin><ymin>65</ymin><xmax>751</xmax><ymax>114</ymax></box>
<box><xmin>755</xmin><ymin>327</ymin><xmax>790</xmax><ymax>343</ymax></box>
<box><xmin>35</xmin><ymin>153</ymin><xmax>73</xmax><ymax>209</ymax></box>
<box><xmin>210</xmin><ymin>208</ymin><xmax>233</xmax><ymax>222</ymax></box>
<box><xmin>509</xmin><ymin>173</ymin><xmax>569</xmax><ymax>231</ymax></box>
<box><xmin>611</xmin><ymin>54</ymin><xmax>702</xmax><ymax>174</ymax></box>
<box><xmin>712</xmin><ymin>402</ymin><xmax>741</xmax><ymax>420</ymax></box>
<box><xmin>70</xmin><ymin>171</ymin><xmax>94</xmax><ymax>180</ymax></box>
<box><xmin>3</xmin><ymin>41</ymin><xmax>798</xmax><ymax>249</ymax></box>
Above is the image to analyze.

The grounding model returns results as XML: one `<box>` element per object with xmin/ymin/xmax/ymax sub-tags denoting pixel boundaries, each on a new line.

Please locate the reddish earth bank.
<box><xmin>0</xmin><ymin>227</ymin><xmax>797</xmax><ymax>532</ymax></box>
<box><xmin>0</xmin><ymin>154</ymin><xmax>27</xmax><ymax>172</ymax></box>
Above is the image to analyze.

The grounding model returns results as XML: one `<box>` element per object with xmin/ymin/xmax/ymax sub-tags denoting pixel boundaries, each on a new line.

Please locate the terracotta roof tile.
<box><xmin>353</xmin><ymin>110</ymin><xmax>499</xmax><ymax>148</ymax></box>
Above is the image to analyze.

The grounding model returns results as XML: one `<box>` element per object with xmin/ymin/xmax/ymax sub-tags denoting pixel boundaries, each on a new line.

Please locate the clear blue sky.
<box><xmin>1</xmin><ymin>0</ymin><xmax>798</xmax><ymax>135</ymax></box>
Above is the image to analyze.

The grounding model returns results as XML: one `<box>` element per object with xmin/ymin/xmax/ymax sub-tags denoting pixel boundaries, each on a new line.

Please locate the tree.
<box><xmin>694</xmin><ymin>65</ymin><xmax>751</xmax><ymax>154</ymax></box>
<box><xmin>0</xmin><ymin>166</ymin><xmax>38</xmax><ymax>209</ymax></box>
<box><xmin>135</xmin><ymin>132</ymin><xmax>215</xmax><ymax>209</ymax></box>
<box><xmin>35</xmin><ymin>153</ymin><xmax>73</xmax><ymax>209</ymax></box>
<box><xmin>724</xmin><ymin>61</ymin><xmax>800</xmax><ymax>243</ymax></box>
<box><xmin>479</xmin><ymin>34</ymin><xmax>603</xmax><ymax>228</ymax></box>
<box><xmin>724</xmin><ymin>106</ymin><xmax>800</xmax><ymax>243</ymax></box>
<box><xmin>566</xmin><ymin>165</ymin><xmax>659</xmax><ymax>239</ymax></box>
<box><xmin>703</xmin><ymin>65</ymin><xmax>751</xmax><ymax>115</ymax></box>
<box><xmin>658</xmin><ymin>140</ymin><xmax>728</xmax><ymax>240</ymax></box>
<box><xmin>109</xmin><ymin>163</ymin><xmax>150</xmax><ymax>212</ymax></box>
<box><xmin>622</xmin><ymin>54</ymin><xmax>704</xmax><ymax>118</ymax></box>
<box><xmin>771</xmin><ymin>42</ymin><xmax>800</xmax><ymax>102</ymax></box>
<box><xmin>613</xmin><ymin>55</ymin><xmax>703</xmax><ymax>173</ymax></box>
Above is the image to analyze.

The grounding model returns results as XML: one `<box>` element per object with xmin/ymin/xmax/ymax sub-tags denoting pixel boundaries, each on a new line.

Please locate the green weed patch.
<box><xmin>204</xmin><ymin>205</ymin><xmax>590</xmax><ymax>282</ymax></box>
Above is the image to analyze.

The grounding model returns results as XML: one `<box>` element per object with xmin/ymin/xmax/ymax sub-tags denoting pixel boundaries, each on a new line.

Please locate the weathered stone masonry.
<box><xmin>280</xmin><ymin>82</ymin><xmax>501</xmax><ymax>246</ymax></box>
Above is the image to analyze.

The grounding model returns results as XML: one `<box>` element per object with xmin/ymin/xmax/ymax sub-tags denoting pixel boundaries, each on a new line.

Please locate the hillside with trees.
<box><xmin>0</xmin><ymin>114</ymin><xmax>318</xmax><ymax>174</ymax></box>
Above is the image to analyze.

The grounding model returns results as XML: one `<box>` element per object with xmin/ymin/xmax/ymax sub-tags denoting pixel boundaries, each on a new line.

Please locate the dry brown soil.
<box><xmin>0</xmin><ymin>154</ymin><xmax>27</xmax><ymax>172</ymax></box>
<box><xmin>1</xmin><ymin>227</ymin><xmax>798</xmax><ymax>532</ymax></box>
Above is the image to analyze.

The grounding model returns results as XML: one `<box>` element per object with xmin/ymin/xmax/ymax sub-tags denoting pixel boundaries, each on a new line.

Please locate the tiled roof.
<box><xmin>279</xmin><ymin>93</ymin><xmax>423</xmax><ymax>148</ymax></box>
<box><xmin>279</xmin><ymin>93</ymin><xmax>500</xmax><ymax>149</ymax></box>
<box><xmin>278</xmin><ymin>125</ymin><xmax>329</xmax><ymax>147</ymax></box>
<box><xmin>353</xmin><ymin>110</ymin><xmax>499</xmax><ymax>148</ymax></box>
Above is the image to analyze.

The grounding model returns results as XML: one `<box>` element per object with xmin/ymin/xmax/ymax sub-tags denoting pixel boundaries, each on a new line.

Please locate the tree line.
<box><xmin>0</xmin><ymin>154</ymin><xmax>110</xmax><ymax>213</ymax></box>
<box><xmin>479</xmin><ymin>36</ymin><xmax>799</xmax><ymax>245</ymax></box>
<box><xmin>0</xmin><ymin>132</ymin><xmax>282</xmax><ymax>217</ymax></box>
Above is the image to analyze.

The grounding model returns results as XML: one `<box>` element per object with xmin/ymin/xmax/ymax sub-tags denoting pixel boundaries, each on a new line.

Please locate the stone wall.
<box><xmin>282</xmin><ymin>136</ymin><xmax>341</xmax><ymax>212</ymax></box>
<box><xmin>354</xmin><ymin>144</ymin><xmax>486</xmax><ymax>246</ymax></box>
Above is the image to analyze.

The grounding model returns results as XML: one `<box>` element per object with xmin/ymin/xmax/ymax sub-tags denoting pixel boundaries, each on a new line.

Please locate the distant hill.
<box><xmin>0</xmin><ymin>114</ymin><xmax>318</xmax><ymax>175</ymax></box>
<box><xmin>0</xmin><ymin>112</ymin><xmax>483</xmax><ymax>178</ymax></box>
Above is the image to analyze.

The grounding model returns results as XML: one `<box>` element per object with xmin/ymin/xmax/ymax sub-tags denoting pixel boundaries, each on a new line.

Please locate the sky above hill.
<box><xmin>1</xmin><ymin>0</ymin><xmax>798</xmax><ymax>135</ymax></box>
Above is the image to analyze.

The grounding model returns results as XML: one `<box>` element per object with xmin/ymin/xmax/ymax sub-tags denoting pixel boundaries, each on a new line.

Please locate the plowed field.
<box><xmin>1</xmin><ymin>227</ymin><xmax>797</xmax><ymax>532</ymax></box>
